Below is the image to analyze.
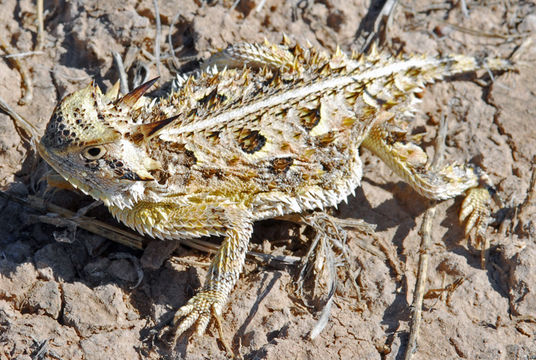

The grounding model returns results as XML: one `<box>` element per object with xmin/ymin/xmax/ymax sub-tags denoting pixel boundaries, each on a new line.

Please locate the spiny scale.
<box><xmin>38</xmin><ymin>39</ymin><xmax>512</xmax><ymax>341</ymax></box>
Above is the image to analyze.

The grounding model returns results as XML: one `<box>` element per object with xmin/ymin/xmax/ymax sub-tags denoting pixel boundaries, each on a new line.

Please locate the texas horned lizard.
<box><xmin>38</xmin><ymin>39</ymin><xmax>511</xmax><ymax>340</ymax></box>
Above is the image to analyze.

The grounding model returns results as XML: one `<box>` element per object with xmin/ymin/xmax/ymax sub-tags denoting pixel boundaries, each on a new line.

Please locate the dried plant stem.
<box><xmin>0</xmin><ymin>95</ymin><xmax>39</xmax><ymax>145</ymax></box>
<box><xmin>3</xmin><ymin>50</ymin><xmax>44</xmax><ymax>59</ymax></box>
<box><xmin>36</xmin><ymin>0</ymin><xmax>45</xmax><ymax>50</ymax></box>
<box><xmin>168</xmin><ymin>11</ymin><xmax>182</xmax><ymax>66</ymax></box>
<box><xmin>404</xmin><ymin>204</ymin><xmax>436</xmax><ymax>360</ymax></box>
<box><xmin>359</xmin><ymin>0</ymin><xmax>399</xmax><ymax>53</ymax></box>
<box><xmin>518</xmin><ymin>157</ymin><xmax>536</xmax><ymax>215</ymax></box>
<box><xmin>404</xmin><ymin>112</ymin><xmax>447</xmax><ymax>359</ymax></box>
<box><xmin>439</xmin><ymin>21</ymin><xmax>529</xmax><ymax>40</ymax></box>
<box><xmin>0</xmin><ymin>37</ymin><xmax>33</xmax><ymax>105</ymax></box>
<box><xmin>112</xmin><ymin>51</ymin><xmax>129</xmax><ymax>94</ymax></box>
<box><xmin>255</xmin><ymin>0</ymin><xmax>267</xmax><ymax>12</ymax></box>
<box><xmin>153</xmin><ymin>0</ymin><xmax>162</xmax><ymax>77</ymax></box>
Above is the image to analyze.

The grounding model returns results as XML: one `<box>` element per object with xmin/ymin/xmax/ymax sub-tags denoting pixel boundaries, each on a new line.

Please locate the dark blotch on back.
<box><xmin>237</xmin><ymin>129</ymin><xmax>266</xmax><ymax>154</ymax></box>
<box><xmin>270</xmin><ymin>157</ymin><xmax>294</xmax><ymax>175</ymax></box>
<box><xmin>299</xmin><ymin>108</ymin><xmax>321</xmax><ymax>131</ymax></box>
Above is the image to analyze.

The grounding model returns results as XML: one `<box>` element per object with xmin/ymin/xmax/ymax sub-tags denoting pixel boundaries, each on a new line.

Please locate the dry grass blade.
<box><xmin>153</xmin><ymin>0</ymin><xmax>162</xmax><ymax>77</ymax></box>
<box><xmin>2</xmin><ymin>187</ymin><xmax>301</xmax><ymax>268</ymax></box>
<box><xmin>168</xmin><ymin>11</ymin><xmax>182</xmax><ymax>67</ymax></box>
<box><xmin>112</xmin><ymin>51</ymin><xmax>129</xmax><ymax>94</ymax></box>
<box><xmin>180</xmin><ymin>238</ymin><xmax>219</xmax><ymax>253</ymax></box>
<box><xmin>308</xmin><ymin>236</ymin><xmax>336</xmax><ymax>340</ymax></box>
<box><xmin>370</xmin><ymin>230</ymin><xmax>404</xmax><ymax>281</ymax></box>
<box><xmin>404</xmin><ymin>203</ymin><xmax>436</xmax><ymax>360</ymax></box>
<box><xmin>182</xmin><ymin>237</ymin><xmax>301</xmax><ymax>267</ymax></box>
<box><xmin>31</xmin><ymin>195</ymin><xmax>145</xmax><ymax>250</ymax></box>
<box><xmin>248</xmin><ymin>251</ymin><xmax>300</xmax><ymax>266</ymax></box>
<box><xmin>0</xmin><ymin>37</ymin><xmax>33</xmax><ymax>105</ymax></box>
<box><xmin>518</xmin><ymin>157</ymin><xmax>536</xmax><ymax>216</ymax></box>
<box><xmin>509</xmin><ymin>157</ymin><xmax>536</xmax><ymax>236</ymax></box>
<box><xmin>255</xmin><ymin>0</ymin><xmax>267</xmax><ymax>13</ymax></box>
<box><xmin>404</xmin><ymin>110</ymin><xmax>448</xmax><ymax>360</ymax></box>
<box><xmin>0</xmin><ymin>95</ymin><xmax>39</xmax><ymax>146</ymax></box>
<box><xmin>357</xmin><ymin>0</ymin><xmax>399</xmax><ymax>53</ymax></box>
<box><xmin>36</xmin><ymin>0</ymin><xmax>45</xmax><ymax>50</ymax></box>
<box><xmin>424</xmin><ymin>277</ymin><xmax>465</xmax><ymax>302</ymax></box>
<box><xmin>439</xmin><ymin>21</ymin><xmax>530</xmax><ymax>40</ymax></box>
<box><xmin>3</xmin><ymin>51</ymin><xmax>45</xmax><ymax>59</ymax></box>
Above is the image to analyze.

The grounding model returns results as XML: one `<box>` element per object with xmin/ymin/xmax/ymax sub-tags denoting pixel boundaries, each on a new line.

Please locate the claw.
<box><xmin>195</xmin><ymin>313</ymin><xmax>211</xmax><ymax>336</ymax></box>
<box><xmin>459</xmin><ymin>187</ymin><xmax>491</xmax><ymax>235</ymax></box>
<box><xmin>171</xmin><ymin>289</ymin><xmax>226</xmax><ymax>343</ymax></box>
<box><xmin>464</xmin><ymin>211</ymin><xmax>479</xmax><ymax>236</ymax></box>
<box><xmin>459</xmin><ymin>198</ymin><xmax>475</xmax><ymax>223</ymax></box>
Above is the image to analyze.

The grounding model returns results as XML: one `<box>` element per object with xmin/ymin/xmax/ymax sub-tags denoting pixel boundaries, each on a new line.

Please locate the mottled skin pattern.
<box><xmin>38</xmin><ymin>39</ymin><xmax>511</xmax><ymax>340</ymax></box>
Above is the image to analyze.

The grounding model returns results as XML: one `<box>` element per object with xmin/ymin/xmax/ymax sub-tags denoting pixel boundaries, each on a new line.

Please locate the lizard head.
<box><xmin>38</xmin><ymin>78</ymin><xmax>167</xmax><ymax>209</ymax></box>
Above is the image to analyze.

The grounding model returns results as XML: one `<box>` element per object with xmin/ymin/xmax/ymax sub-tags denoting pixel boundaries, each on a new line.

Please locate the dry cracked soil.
<box><xmin>0</xmin><ymin>0</ymin><xmax>535</xmax><ymax>359</ymax></box>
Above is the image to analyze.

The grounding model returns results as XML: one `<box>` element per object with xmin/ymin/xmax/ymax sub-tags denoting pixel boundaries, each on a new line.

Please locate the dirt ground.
<box><xmin>0</xmin><ymin>0</ymin><xmax>535</xmax><ymax>359</ymax></box>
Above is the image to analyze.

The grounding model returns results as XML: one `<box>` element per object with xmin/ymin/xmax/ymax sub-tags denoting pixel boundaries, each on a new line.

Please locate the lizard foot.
<box><xmin>171</xmin><ymin>289</ymin><xmax>226</xmax><ymax>343</ymax></box>
<box><xmin>459</xmin><ymin>187</ymin><xmax>492</xmax><ymax>238</ymax></box>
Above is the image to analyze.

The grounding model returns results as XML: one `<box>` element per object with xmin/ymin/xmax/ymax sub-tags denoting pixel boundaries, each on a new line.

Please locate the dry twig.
<box><xmin>357</xmin><ymin>0</ymin><xmax>399</xmax><ymax>53</ymax></box>
<box><xmin>404</xmin><ymin>111</ymin><xmax>448</xmax><ymax>360</ymax></box>
<box><xmin>153</xmin><ymin>0</ymin><xmax>162</xmax><ymax>77</ymax></box>
<box><xmin>3</xmin><ymin>50</ymin><xmax>44</xmax><ymax>59</ymax></box>
<box><xmin>404</xmin><ymin>203</ymin><xmax>436</xmax><ymax>360</ymax></box>
<box><xmin>168</xmin><ymin>11</ymin><xmax>182</xmax><ymax>67</ymax></box>
<box><xmin>0</xmin><ymin>95</ymin><xmax>39</xmax><ymax>146</ymax></box>
<box><xmin>36</xmin><ymin>0</ymin><xmax>45</xmax><ymax>50</ymax></box>
<box><xmin>112</xmin><ymin>51</ymin><xmax>130</xmax><ymax>94</ymax></box>
<box><xmin>438</xmin><ymin>21</ymin><xmax>530</xmax><ymax>40</ymax></box>
<box><xmin>255</xmin><ymin>0</ymin><xmax>267</xmax><ymax>13</ymax></box>
<box><xmin>518</xmin><ymin>158</ymin><xmax>536</xmax><ymax>218</ymax></box>
<box><xmin>0</xmin><ymin>37</ymin><xmax>34</xmax><ymax>105</ymax></box>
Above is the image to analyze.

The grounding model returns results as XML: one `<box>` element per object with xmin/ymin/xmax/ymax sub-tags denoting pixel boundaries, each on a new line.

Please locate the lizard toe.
<box><xmin>172</xmin><ymin>290</ymin><xmax>226</xmax><ymax>342</ymax></box>
<box><xmin>460</xmin><ymin>187</ymin><xmax>491</xmax><ymax>236</ymax></box>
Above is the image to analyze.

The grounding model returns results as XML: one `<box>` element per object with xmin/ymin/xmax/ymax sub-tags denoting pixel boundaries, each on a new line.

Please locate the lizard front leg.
<box><xmin>173</xmin><ymin>208</ymin><xmax>253</xmax><ymax>339</ymax></box>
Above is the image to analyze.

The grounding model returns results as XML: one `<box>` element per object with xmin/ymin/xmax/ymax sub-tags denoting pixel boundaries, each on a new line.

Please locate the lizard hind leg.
<box><xmin>362</xmin><ymin>123</ymin><xmax>495</xmax><ymax>236</ymax></box>
<box><xmin>362</xmin><ymin>120</ymin><xmax>499</xmax><ymax>270</ymax></box>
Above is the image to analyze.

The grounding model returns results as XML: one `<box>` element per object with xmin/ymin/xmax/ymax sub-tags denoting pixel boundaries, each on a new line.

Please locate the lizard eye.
<box><xmin>82</xmin><ymin>145</ymin><xmax>106</xmax><ymax>160</ymax></box>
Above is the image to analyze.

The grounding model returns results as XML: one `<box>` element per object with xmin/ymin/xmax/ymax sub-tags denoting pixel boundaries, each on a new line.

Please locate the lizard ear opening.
<box><xmin>129</xmin><ymin>115</ymin><xmax>180</xmax><ymax>143</ymax></box>
<box><xmin>117</xmin><ymin>77</ymin><xmax>159</xmax><ymax>107</ymax></box>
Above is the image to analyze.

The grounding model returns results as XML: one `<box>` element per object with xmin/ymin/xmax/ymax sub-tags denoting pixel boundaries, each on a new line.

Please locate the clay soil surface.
<box><xmin>1</xmin><ymin>0</ymin><xmax>535</xmax><ymax>359</ymax></box>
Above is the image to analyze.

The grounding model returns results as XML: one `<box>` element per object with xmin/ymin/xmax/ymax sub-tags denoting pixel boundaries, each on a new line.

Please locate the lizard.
<box><xmin>37</xmin><ymin>38</ymin><xmax>512</xmax><ymax>341</ymax></box>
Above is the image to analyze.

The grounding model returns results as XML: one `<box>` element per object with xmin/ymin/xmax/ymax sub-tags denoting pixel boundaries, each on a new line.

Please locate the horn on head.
<box><xmin>117</xmin><ymin>77</ymin><xmax>159</xmax><ymax>107</ymax></box>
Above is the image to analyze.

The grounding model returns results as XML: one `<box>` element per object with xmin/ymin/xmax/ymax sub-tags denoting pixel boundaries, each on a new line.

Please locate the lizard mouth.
<box><xmin>38</xmin><ymin>140</ymin><xmax>99</xmax><ymax>200</ymax></box>
<box><xmin>38</xmin><ymin>140</ymin><xmax>139</xmax><ymax>210</ymax></box>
